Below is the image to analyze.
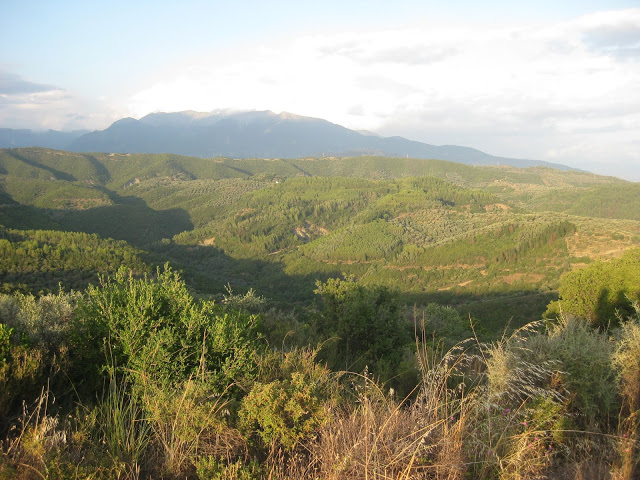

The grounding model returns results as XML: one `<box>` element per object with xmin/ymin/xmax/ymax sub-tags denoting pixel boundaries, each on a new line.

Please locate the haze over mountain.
<box><xmin>0</xmin><ymin>110</ymin><xmax>575</xmax><ymax>171</ymax></box>
<box><xmin>0</xmin><ymin>128</ymin><xmax>89</xmax><ymax>150</ymax></box>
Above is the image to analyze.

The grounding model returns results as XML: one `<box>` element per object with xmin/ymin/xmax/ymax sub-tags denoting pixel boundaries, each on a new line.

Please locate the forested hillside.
<box><xmin>1</xmin><ymin>147</ymin><xmax>639</xmax><ymax>327</ymax></box>
<box><xmin>0</xmin><ymin>227</ymin><xmax>148</xmax><ymax>293</ymax></box>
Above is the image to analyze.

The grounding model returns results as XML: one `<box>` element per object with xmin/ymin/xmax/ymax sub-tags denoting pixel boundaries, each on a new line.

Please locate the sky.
<box><xmin>1</xmin><ymin>0</ymin><xmax>639</xmax><ymax>180</ymax></box>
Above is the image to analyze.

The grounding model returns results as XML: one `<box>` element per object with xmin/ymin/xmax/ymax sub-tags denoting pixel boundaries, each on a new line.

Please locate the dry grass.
<box><xmin>305</xmin><ymin>381</ymin><xmax>435</xmax><ymax>479</ymax></box>
<box><xmin>2</xmin><ymin>385</ymin><xmax>71</xmax><ymax>480</ymax></box>
<box><xmin>610</xmin><ymin>305</ymin><xmax>640</xmax><ymax>480</ymax></box>
<box><xmin>141</xmin><ymin>377</ymin><xmax>245</xmax><ymax>478</ymax></box>
<box><xmin>3</xmin><ymin>317</ymin><xmax>639</xmax><ymax>479</ymax></box>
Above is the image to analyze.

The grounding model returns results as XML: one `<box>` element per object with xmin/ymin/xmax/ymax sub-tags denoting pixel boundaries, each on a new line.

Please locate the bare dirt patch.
<box><xmin>294</xmin><ymin>221</ymin><xmax>330</xmax><ymax>242</ymax></box>
<box><xmin>485</xmin><ymin>203</ymin><xmax>511</xmax><ymax>212</ymax></box>
<box><xmin>501</xmin><ymin>273</ymin><xmax>545</xmax><ymax>285</ymax></box>
<box><xmin>566</xmin><ymin>231</ymin><xmax>631</xmax><ymax>263</ymax></box>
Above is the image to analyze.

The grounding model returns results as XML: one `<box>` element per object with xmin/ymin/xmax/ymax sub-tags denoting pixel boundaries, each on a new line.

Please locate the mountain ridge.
<box><xmin>1</xmin><ymin>110</ymin><xmax>576</xmax><ymax>171</ymax></box>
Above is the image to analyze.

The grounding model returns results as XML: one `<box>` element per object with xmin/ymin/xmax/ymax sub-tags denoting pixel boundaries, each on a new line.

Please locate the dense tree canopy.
<box><xmin>547</xmin><ymin>248</ymin><xmax>640</xmax><ymax>327</ymax></box>
<box><xmin>314</xmin><ymin>276</ymin><xmax>409</xmax><ymax>374</ymax></box>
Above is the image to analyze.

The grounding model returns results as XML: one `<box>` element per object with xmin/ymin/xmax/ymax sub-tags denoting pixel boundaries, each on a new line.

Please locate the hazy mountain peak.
<box><xmin>0</xmin><ymin>109</ymin><xmax>578</xmax><ymax>172</ymax></box>
<box><xmin>277</xmin><ymin>111</ymin><xmax>305</xmax><ymax>120</ymax></box>
<box><xmin>357</xmin><ymin>130</ymin><xmax>381</xmax><ymax>137</ymax></box>
<box><xmin>138</xmin><ymin>111</ymin><xmax>215</xmax><ymax>126</ymax></box>
<box><xmin>111</xmin><ymin>117</ymin><xmax>138</xmax><ymax>126</ymax></box>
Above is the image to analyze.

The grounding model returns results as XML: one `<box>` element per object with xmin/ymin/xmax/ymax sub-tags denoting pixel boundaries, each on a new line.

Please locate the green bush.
<box><xmin>0</xmin><ymin>290</ymin><xmax>80</xmax><ymax>349</ymax></box>
<box><xmin>548</xmin><ymin>248</ymin><xmax>640</xmax><ymax>327</ymax></box>
<box><xmin>0</xmin><ymin>323</ymin><xmax>44</xmax><ymax>425</ymax></box>
<box><xmin>239</xmin><ymin>348</ymin><xmax>334</xmax><ymax>452</ymax></box>
<box><xmin>314</xmin><ymin>276</ymin><xmax>409</xmax><ymax>376</ymax></box>
<box><xmin>71</xmin><ymin>265</ymin><xmax>264</xmax><ymax>397</ymax></box>
<box><xmin>527</xmin><ymin>316</ymin><xmax>617</xmax><ymax>428</ymax></box>
<box><xmin>142</xmin><ymin>377</ymin><xmax>238</xmax><ymax>477</ymax></box>
<box><xmin>0</xmin><ymin>290</ymin><xmax>79</xmax><ymax>426</ymax></box>
<box><xmin>413</xmin><ymin>302</ymin><xmax>471</xmax><ymax>346</ymax></box>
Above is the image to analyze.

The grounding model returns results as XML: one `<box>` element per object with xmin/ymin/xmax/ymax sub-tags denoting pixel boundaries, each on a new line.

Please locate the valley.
<box><xmin>1</xmin><ymin>147</ymin><xmax>638</xmax><ymax>331</ymax></box>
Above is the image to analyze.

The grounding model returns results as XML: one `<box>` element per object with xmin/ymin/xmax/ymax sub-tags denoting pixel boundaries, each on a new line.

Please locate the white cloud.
<box><xmin>0</xmin><ymin>72</ymin><xmax>59</xmax><ymax>95</ymax></box>
<box><xmin>0</xmin><ymin>71</ymin><xmax>124</xmax><ymax>131</ymax></box>
<box><xmin>129</xmin><ymin>9</ymin><xmax>640</xmax><ymax>150</ymax></box>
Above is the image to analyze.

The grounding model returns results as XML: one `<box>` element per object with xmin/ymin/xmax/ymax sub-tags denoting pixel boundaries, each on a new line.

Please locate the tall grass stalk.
<box><xmin>141</xmin><ymin>376</ymin><xmax>238</xmax><ymax>478</ymax></box>
<box><xmin>299</xmin><ymin>332</ymin><xmax>478</xmax><ymax>479</ymax></box>
<box><xmin>471</xmin><ymin>322</ymin><xmax>568</xmax><ymax>480</ymax></box>
<box><xmin>3</xmin><ymin>383</ymin><xmax>67</xmax><ymax>479</ymax></box>
<box><xmin>97</xmin><ymin>375</ymin><xmax>150</xmax><ymax>479</ymax></box>
<box><xmin>611</xmin><ymin>304</ymin><xmax>640</xmax><ymax>480</ymax></box>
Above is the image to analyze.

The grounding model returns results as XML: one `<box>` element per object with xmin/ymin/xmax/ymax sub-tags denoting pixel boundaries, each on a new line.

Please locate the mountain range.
<box><xmin>0</xmin><ymin>110</ymin><xmax>574</xmax><ymax>170</ymax></box>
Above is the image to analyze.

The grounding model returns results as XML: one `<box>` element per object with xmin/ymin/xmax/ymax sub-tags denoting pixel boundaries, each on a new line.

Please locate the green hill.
<box><xmin>523</xmin><ymin>183</ymin><xmax>640</xmax><ymax>221</ymax></box>
<box><xmin>1</xmin><ymin>147</ymin><xmax>638</xmax><ymax>329</ymax></box>
<box><xmin>0</xmin><ymin>226</ymin><xmax>149</xmax><ymax>294</ymax></box>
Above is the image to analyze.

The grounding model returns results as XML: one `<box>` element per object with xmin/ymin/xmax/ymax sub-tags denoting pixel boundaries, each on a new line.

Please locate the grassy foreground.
<box><xmin>1</xmin><ymin>264</ymin><xmax>639</xmax><ymax>479</ymax></box>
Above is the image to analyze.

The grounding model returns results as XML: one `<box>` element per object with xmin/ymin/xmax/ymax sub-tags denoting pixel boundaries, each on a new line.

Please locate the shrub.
<box><xmin>548</xmin><ymin>248</ymin><xmax>640</xmax><ymax>327</ymax></box>
<box><xmin>528</xmin><ymin>315</ymin><xmax>617</xmax><ymax>428</ymax></box>
<box><xmin>611</xmin><ymin>305</ymin><xmax>640</xmax><ymax>480</ymax></box>
<box><xmin>71</xmin><ymin>265</ymin><xmax>264</xmax><ymax>397</ymax></box>
<box><xmin>0</xmin><ymin>290</ymin><xmax>80</xmax><ymax>349</ymax></box>
<box><xmin>412</xmin><ymin>302</ymin><xmax>471</xmax><ymax>347</ymax></box>
<box><xmin>0</xmin><ymin>323</ymin><xmax>43</xmax><ymax>428</ymax></box>
<box><xmin>221</xmin><ymin>284</ymin><xmax>267</xmax><ymax>314</ymax></box>
<box><xmin>142</xmin><ymin>377</ymin><xmax>241</xmax><ymax>478</ymax></box>
<box><xmin>314</xmin><ymin>276</ymin><xmax>409</xmax><ymax>376</ymax></box>
<box><xmin>239</xmin><ymin>347</ymin><xmax>334</xmax><ymax>453</ymax></box>
<box><xmin>0</xmin><ymin>290</ymin><xmax>79</xmax><ymax>428</ymax></box>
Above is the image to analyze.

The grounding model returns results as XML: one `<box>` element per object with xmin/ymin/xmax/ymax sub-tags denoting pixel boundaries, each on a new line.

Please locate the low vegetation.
<box><xmin>1</xmin><ymin>264</ymin><xmax>640</xmax><ymax>479</ymax></box>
